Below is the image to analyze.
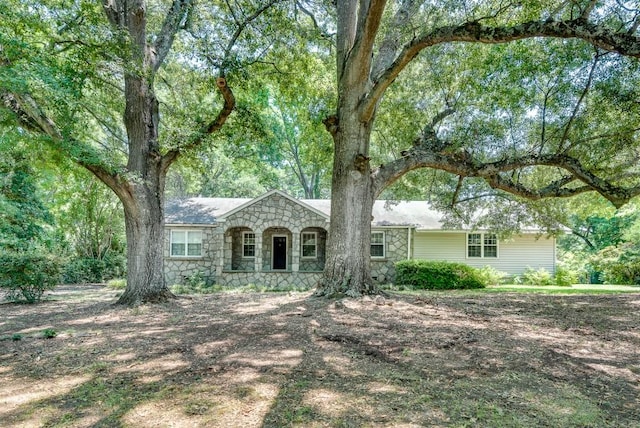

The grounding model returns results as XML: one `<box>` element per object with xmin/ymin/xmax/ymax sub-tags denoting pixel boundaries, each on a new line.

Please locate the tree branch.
<box><xmin>376</xmin><ymin>144</ymin><xmax>640</xmax><ymax>207</ymax></box>
<box><xmin>161</xmin><ymin>77</ymin><xmax>235</xmax><ymax>172</ymax></box>
<box><xmin>360</xmin><ymin>17</ymin><xmax>640</xmax><ymax>122</ymax></box>
<box><xmin>153</xmin><ymin>0</ymin><xmax>195</xmax><ymax>72</ymax></box>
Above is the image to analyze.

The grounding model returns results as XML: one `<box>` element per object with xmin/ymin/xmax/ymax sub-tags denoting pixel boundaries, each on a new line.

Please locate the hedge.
<box><xmin>395</xmin><ymin>260</ymin><xmax>486</xmax><ymax>290</ymax></box>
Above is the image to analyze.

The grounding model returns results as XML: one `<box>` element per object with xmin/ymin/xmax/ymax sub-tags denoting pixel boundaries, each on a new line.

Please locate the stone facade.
<box><xmin>370</xmin><ymin>228</ymin><xmax>410</xmax><ymax>283</ymax></box>
<box><xmin>164</xmin><ymin>226</ymin><xmax>217</xmax><ymax>286</ymax></box>
<box><xmin>164</xmin><ymin>192</ymin><xmax>411</xmax><ymax>288</ymax></box>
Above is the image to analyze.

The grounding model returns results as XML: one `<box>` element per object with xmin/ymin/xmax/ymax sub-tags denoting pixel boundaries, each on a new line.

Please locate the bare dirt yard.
<box><xmin>1</xmin><ymin>286</ymin><xmax>639</xmax><ymax>427</ymax></box>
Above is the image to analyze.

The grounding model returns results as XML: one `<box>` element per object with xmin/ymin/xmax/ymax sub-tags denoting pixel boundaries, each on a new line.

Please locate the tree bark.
<box><xmin>317</xmin><ymin>121</ymin><xmax>377</xmax><ymax>296</ymax></box>
<box><xmin>117</xmin><ymin>180</ymin><xmax>172</xmax><ymax>305</ymax></box>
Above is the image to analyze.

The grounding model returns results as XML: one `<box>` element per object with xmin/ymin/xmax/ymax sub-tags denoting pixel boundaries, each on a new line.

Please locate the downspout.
<box><xmin>407</xmin><ymin>227</ymin><xmax>412</xmax><ymax>260</ymax></box>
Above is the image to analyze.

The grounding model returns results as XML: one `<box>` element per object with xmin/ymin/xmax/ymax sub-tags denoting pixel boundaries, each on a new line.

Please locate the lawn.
<box><xmin>1</xmin><ymin>285</ymin><xmax>639</xmax><ymax>427</ymax></box>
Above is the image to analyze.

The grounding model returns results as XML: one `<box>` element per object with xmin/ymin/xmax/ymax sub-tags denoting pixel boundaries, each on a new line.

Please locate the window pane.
<box><xmin>302</xmin><ymin>232</ymin><xmax>317</xmax><ymax>258</ymax></box>
<box><xmin>468</xmin><ymin>245</ymin><xmax>481</xmax><ymax>258</ymax></box>
<box><xmin>188</xmin><ymin>231</ymin><xmax>202</xmax><ymax>244</ymax></box>
<box><xmin>484</xmin><ymin>246</ymin><xmax>497</xmax><ymax>258</ymax></box>
<box><xmin>171</xmin><ymin>231</ymin><xmax>186</xmax><ymax>256</ymax></box>
<box><xmin>468</xmin><ymin>233</ymin><xmax>481</xmax><ymax>245</ymax></box>
<box><xmin>243</xmin><ymin>233</ymin><xmax>255</xmax><ymax>257</ymax></box>
<box><xmin>484</xmin><ymin>234</ymin><xmax>497</xmax><ymax>258</ymax></box>
<box><xmin>371</xmin><ymin>232</ymin><xmax>384</xmax><ymax>257</ymax></box>
<box><xmin>187</xmin><ymin>243</ymin><xmax>201</xmax><ymax>256</ymax></box>
<box><xmin>302</xmin><ymin>245</ymin><xmax>316</xmax><ymax>257</ymax></box>
<box><xmin>371</xmin><ymin>244</ymin><xmax>384</xmax><ymax>257</ymax></box>
<box><xmin>171</xmin><ymin>243</ymin><xmax>185</xmax><ymax>256</ymax></box>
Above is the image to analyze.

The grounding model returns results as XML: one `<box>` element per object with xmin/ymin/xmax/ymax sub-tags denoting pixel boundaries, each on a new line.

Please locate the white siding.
<box><xmin>413</xmin><ymin>231</ymin><xmax>555</xmax><ymax>275</ymax></box>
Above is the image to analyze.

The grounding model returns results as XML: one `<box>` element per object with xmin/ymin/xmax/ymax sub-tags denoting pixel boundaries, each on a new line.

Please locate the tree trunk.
<box><xmin>317</xmin><ymin>117</ymin><xmax>378</xmax><ymax>296</ymax></box>
<box><xmin>116</xmin><ymin>180</ymin><xmax>173</xmax><ymax>305</ymax></box>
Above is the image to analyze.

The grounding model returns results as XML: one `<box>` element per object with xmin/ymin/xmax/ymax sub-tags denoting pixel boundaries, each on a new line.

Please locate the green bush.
<box><xmin>477</xmin><ymin>266</ymin><xmax>508</xmax><ymax>285</ymax></box>
<box><xmin>62</xmin><ymin>254</ymin><xmax>126</xmax><ymax>284</ymax></box>
<box><xmin>170</xmin><ymin>271</ymin><xmax>220</xmax><ymax>294</ymax></box>
<box><xmin>106</xmin><ymin>278</ymin><xmax>126</xmax><ymax>289</ymax></box>
<box><xmin>590</xmin><ymin>244</ymin><xmax>640</xmax><ymax>285</ymax></box>
<box><xmin>517</xmin><ymin>267</ymin><xmax>554</xmax><ymax>286</ymax></box>
<box><xmin>395</xmin><ymin>260</ymin><xmax>486</xmax><ymax>290</ymax></box>
<box><xmin>0</xmin><ymin>252</ymin><xmax>61</xmax><ymax>303</ymax></box>
<box><xmin>554</xmin><ymin>267</ymin><xmax>577</xmax><ymax>286</ymax></box>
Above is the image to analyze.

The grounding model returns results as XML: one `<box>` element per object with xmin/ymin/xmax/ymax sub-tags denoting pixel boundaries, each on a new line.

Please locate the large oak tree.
<box><xmin>317</xmin><ymin>1</ymin><xmax>640</xmax><ymax>296</ymax></box>
<box><xmin>0</xmin><ymin>0</ymin><xmax>282</xmax><ymax>304</ymax></box>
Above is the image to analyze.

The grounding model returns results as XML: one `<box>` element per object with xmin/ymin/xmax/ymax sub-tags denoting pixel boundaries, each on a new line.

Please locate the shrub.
<box><xmin>519</xmin><ymin>267</ymin><xmax>554</xmax><ymax>286</ymax></box>
<box><xmin>590</xmin><ymin>244</ymin><xmax>640</xmax><ymax>285</ymax></box>
<box><xmin>477</xmin><ymin>266</ymin><xmax>508</xmax><ymax>285</ymax></box>
<box><xmin>0</xmin><ymin>252</ymin><xmax>61</xmax><ymax>303</ymax></box>
<box><xmin>554</xmin><ymin>267</ymin><xmax>577</xmax><ymax>286</ymax></box>
<box><xmin>395</xmin><ymin>260</ymin><xmax>486</xmax><ymax>290</ymax></box>
<box><xmin>106</xmin><ymin>278</ymin><xmax>126</xmax><ymax>289</ymax></box>
<box><xmin>62</xmin><ymin>254</ymin><xmax>126</xmax><ymax>284</ymax></box>
<box><xmin>170</xmin><ymin>271</ymin><xmax>220</xmax><ymax>294</ymax></box>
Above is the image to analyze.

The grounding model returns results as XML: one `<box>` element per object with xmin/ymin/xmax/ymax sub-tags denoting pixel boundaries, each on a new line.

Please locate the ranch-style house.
<box><xmin>164</xmin><ymin>190</ymin><xmax>556</xmax><ymax>288</ymax></box>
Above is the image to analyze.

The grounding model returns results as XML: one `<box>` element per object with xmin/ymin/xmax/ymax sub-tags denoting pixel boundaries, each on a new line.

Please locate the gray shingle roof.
<box><xmin>165</xmin><ymin>195</ymin><xmax>444</xmax><ymax>229</ymax></box>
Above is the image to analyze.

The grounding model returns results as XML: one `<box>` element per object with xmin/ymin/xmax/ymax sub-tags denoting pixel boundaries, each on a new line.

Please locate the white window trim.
<box><xmin>170</xmin><ymin>230</ymin><xmax>203</xmax><ymax>258</ymax></box>
<box><xmin>242</xmin><ymin>231</ymin><xmax>256</xmax><ymax>259</ymax></box>
<box><xmin>466</xmin><ymin>232</ymin><xmax>499</xmax><ymax>259</ymax></box>
<box><xmin>371</xmin><ymin>231</ymin><xmax>385</xmax><ymax>259</ymax></box>
<box><xmin>301</xmin><ymin>231</ymin><xmax>318</xmax><ymax>259</ymax></box>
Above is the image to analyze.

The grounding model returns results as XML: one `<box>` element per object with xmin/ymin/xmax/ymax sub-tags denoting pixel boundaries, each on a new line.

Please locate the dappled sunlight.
<box><xmin>230</xmin><ymin>300</ymin><xmax>283</xmax><ymax>315</ymax></box>
<box><xmin>0</xmin><ymin>375</ymin><xmax>89</xmax><ymax>416</ymax></box>
<box><xmin>303</xmin><ymin>388</ymin><xmax>355</xmax><ymax>418</ymax></box>
<box><xmin>321</xmin><ymin>354</ymin><xmax>364</xmax><ymax>377</ymax></box>
<box><xmin>193</xmin><ymin>339</ymin><xmax>234</xmax><ymax>356</ymax></box>
<box><xmin>113</xmin><ymin>353</ymin><xmax>188</xmax><ymax>376</ymax></box>
<box><xmin>122</xmin><ymin>378</ymin><xmax>280</xmax><ymax>427</ymax></box>
<box><xmin>367</xmin><ymin>381</ymin><xmax>408</xmax><ymax>394</ymax></box>
<box><xmin>223</xmin><ymin>348</ymin><xmax>303</xmax><ymax>368</ymax></box>
<box><xmin>102</xmin><ymin>352</ymin><xmax>136</xmax><ymax>363</ymax></box>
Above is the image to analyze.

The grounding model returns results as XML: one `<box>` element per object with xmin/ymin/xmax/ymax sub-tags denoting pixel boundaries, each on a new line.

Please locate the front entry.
<box><xmin>272</xmin><ymin>236</ymin><xmax>287</xmax><ymax>270</ymax></box>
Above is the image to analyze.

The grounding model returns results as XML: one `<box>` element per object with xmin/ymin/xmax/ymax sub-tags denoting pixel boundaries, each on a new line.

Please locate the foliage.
<box><xmin>516</xmin><ymin>267</ymin><xmax>555</xmax><ymax>286</ymax></box>
<box><xmin>395</xmin><ymin>260</ymin><xmax>486</xmax><ymax>290</ymax></box>
<box><xmin>61</xmin><ymin>254</ymin><xmax>125</xmax><ymax>284</ymax></box>
<box><xmin>170</xmin><ymin>271</ymin><xmax>219</xmax><ymax>295</ymax></box>
<box><xmin>0</xmin><ymin>143</ymin><xmax>54</xmax><ymax>251</ymax></box>
<box><xmin>553</xmin><ymin>267</ymin><xmax>578</xmax><ymax>287</ymax></box>
<box><xmin>476</xmin><ymin>266</ymin><xmax>509</xmax><ymax>286</ymax></box>
<box><xmin>590</xmin><ymin>243</ymin><xmax>640</xmax><ymax>285</ymax></box>
<box><xmin>0</xmin><ymin>252</ymin><xmax>61</xmax><ymax>303</ymax></box>
<box><xmin>42</xmin><ymin>328</ymin><xmax>56</xmax><ymax>339</ymax></box>
<box><xmin>106</xmin><ymin>278</ymin><xmax>126</xmax><ymax>290</ymax></box>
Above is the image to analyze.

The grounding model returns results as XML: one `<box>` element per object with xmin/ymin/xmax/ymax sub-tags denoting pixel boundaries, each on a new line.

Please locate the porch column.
<box><xmin>291</xmin><ymin>229</ymin><xmax>299</xmax><ymax>272</ymax></box>
<box><xmin>254</xmin><ymin>230</ymin><xmax>263</xmax><ymax>272</ymax></box>
<box><xmin>215</xmin><ymin>222</ymin><xmax>225</xmax><ymax>277</ymax></box>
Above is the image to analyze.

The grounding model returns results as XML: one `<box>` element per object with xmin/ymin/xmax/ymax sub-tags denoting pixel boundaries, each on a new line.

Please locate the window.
<box><xmin>301</xmin><ymin>232</ymin><xmax>317</xmax><ymax>258</ymax></box>
<box><xmin>371</xmin><ymin>232</ymin><xmax>385</xmax><ymax>258</ymax></box>
<box><xmin>243</xmin><ymin>232</ymin><xmax>256</xmax><ymax>258</ymax></box>
<box><xmin>467</xmin><ymin>233</ymin><xmax>498</xmax><ymax>258</ymax></box>
<box><xmin>171</xmin><ymin>230</ymin><xmax>202</xmax><ymax>257</ymax></box>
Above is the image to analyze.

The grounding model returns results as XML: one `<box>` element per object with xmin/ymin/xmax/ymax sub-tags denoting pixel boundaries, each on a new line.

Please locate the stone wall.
<box><xmin>370</xmin><ymin>228</ymin><xmax>410</xmax><ymax>284</ymax></box>
<box><xmin>216</xmin><ymin>271</ymin><xmax>321</xmax><ymax>289</ymax></box>
<box><xmin>299</xmin><ymin>227</ymin><xmax>327</xmax><ymax>272</ymax></box>
<box><xmin>164</xmin><ymin>226</ymin><xmax>217</xmax><ymax>286</ymax></box>
<box><xmin>164</xmin><ymin>194</ymin><xmax>412</xmax><ymax>288</ymax></box>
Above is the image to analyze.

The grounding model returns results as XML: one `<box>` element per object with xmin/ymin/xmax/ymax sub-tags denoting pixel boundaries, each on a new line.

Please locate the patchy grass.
<box><xmin>484</xmin><ymin>284</ymin><xmax>640</xmax><ymax>294</ymax></box>
<box><xmin>1</xmin><ymin>285</ymin><xmax>639</xmax><ymax>427</ymax></box>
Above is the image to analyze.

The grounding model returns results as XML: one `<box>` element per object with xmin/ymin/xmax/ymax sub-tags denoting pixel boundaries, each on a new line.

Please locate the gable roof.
<box><xmin>165</xmin><ymin>191</ymin><xmax>444</xmax><ymax>229</ymax></box>
<box><xmin>218</xmin><ymin>189</ymin><xmax>330</xmax><ymax>221</ymax></box>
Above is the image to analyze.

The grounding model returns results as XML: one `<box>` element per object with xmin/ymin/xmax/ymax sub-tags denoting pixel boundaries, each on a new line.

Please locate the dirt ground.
<box><xmin>1</xmin><ymin>286</ymin><xmax>639</xmax><ymax>427</ymax></box>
